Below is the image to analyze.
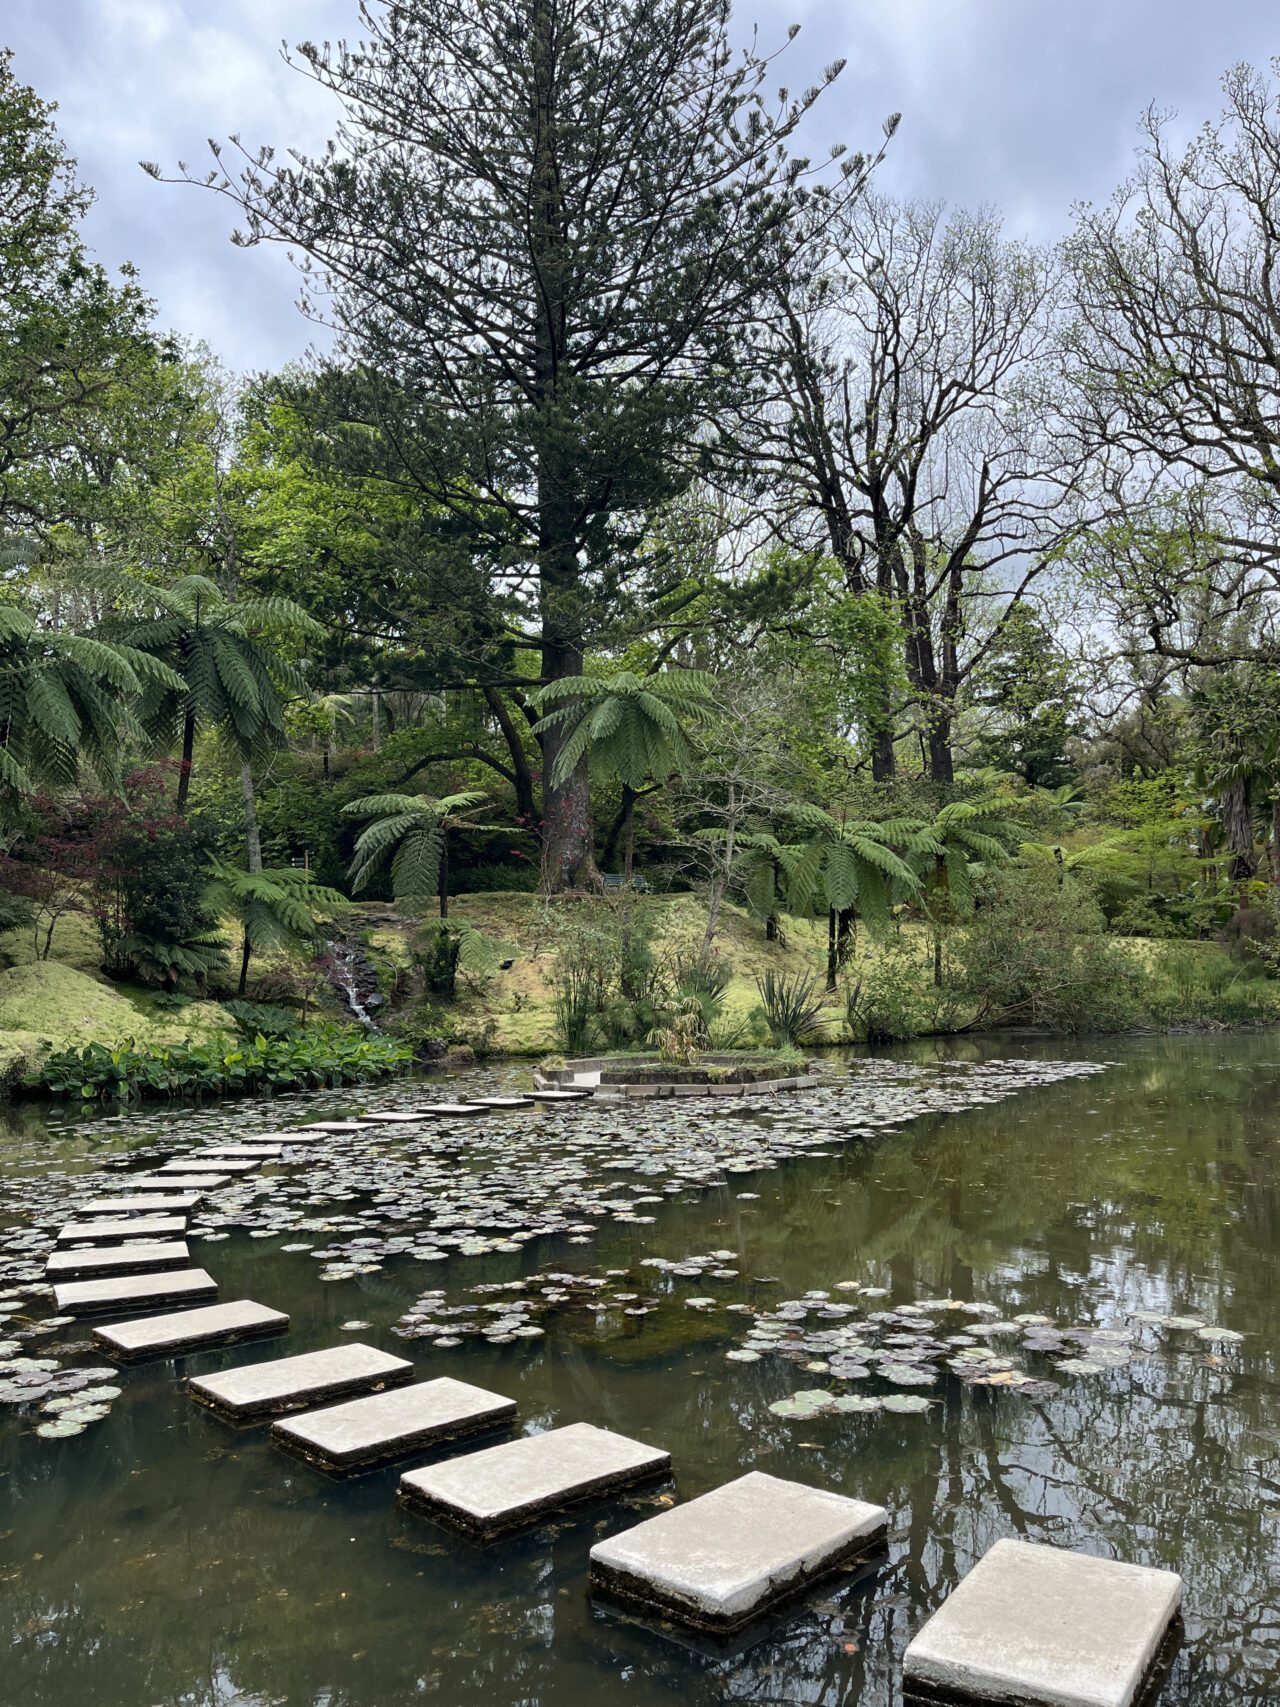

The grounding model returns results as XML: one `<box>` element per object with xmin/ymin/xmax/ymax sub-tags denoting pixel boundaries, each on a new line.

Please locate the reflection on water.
<box><xmin>2</xmin><ymin>1033</ymin><xmax>1279</xmax><ymax>1706</ymax></box>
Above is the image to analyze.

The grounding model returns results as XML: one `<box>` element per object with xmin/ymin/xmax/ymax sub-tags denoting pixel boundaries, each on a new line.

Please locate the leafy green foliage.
<box><xmin>533</xmin><ymin>670</ymin><xmax>719</xmax><ymax>794</ymax></box>
<box><xmin>345</xmin><ymin>790</ymin><xmax>487</xmax><ymax>905</ymax></box>
<box><xmin>34</xmin><ymin>1025</ymin><xmax>412</xmax><ymax>1101</ymax></box>
<box><xmin>221</xmin><ymin>999</ymin><xmax>300</xmax><ymax>1041</ymax></box>
<box><xmin>755</xmin><ymin>970</ymin><xmax>828</xmax><ymax>1048</ymax></box>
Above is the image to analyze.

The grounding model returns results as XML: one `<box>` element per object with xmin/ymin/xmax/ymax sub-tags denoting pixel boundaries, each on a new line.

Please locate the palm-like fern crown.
<box><xmin>341</xmin><ymin>790</ymin><xmax>488</xmax><ymax>900</ymax></box>
<box><xmin>0</xmin><ymin>604</ymin><xmax>184</xmax><ymax>803</ymax></box>
<box><xmin>781</xmin><ymin>805</ymin><xmax>922</xmax><ymax>928</ymax></box>
<box><xmin>115</xmin><ymin>575</ymin><xmax>320</xmax><ymax>758</ymax></box>
<box><xmin>905</xmin><ymin>796</ymin><xmax>1021</xmax><ymax>908</ymax></box>
<box><xmin>206</xmin><ymin>858</ymin><xmax>347</xmax><ymax>948</ymax></box>
<box><xmin>531</xmin><ymin>670</ymin><xmax>719</xmax><ymax>792</ymax></box>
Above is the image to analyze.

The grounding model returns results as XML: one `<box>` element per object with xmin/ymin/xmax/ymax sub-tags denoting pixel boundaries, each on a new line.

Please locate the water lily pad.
<box><xmin>1054</xmin><ymin>1357</ymin><xmax>1106</xmax><ymax>1375</ymax></box>
<box><xmin>1196</xmin><ymin>1326</ymin><xmax>1244</xmax><ymax>1345</ymax></box>
<box><xmin>882</xmin><ymin>1394</ymin><xmax>931</xmax><ymax>1414</ymax></box>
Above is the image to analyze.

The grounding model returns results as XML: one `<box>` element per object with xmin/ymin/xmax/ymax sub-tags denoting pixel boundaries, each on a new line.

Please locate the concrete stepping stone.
<box><xmin>114</xmin><ymin>1174</ymin><xmax>223</xmax><ymax>1192</ymax></box>
<box><xmin>418</xmin><ymin>1102</ymin><xmax>486</xmax><ymax>1116</ymax></box>
<box><xmin>273</xmin><ymin>1376</ymin><xmax>516</xmax><ymax>1471</ymax></box>
<box><xmin>200</xmin><ymin>1143</ymin><xmax>285</xmax><ymax>1158</ymax></box>
<box><xmin>160</xmin><ymin>1157</ymin><xmax>261</xmax><ymax>1175</ymax></box>
<box><xmin>358</xmin><ymin>1111</ymin><xmax>429</xmax><ymax>1124</ymax></box>
<box><xmin>589</xmin><ymin>1470</ymin><xmax>888</xmax><ymax>1633</ymax></box>
<box><xmin>300</xmin><ymin>1121</ymin><xmax>372</xmax><ymax>1132</ymax></box>
<box><xmin>468</xmin><ymin>1095</ymin><xmax>532</xmax><ymax>1110</ymax></box>
<box><xmin>54</xmin><ymin>1267</ymin><xmax>218</xmax><ymax>1318</ymax></box>
<box><xmin>94</xmin><ymin>1299</ymin><xmax>289</xmax><ymax>1362</ymax></box>
<box><xmin>58</xmin><ymin>1215</ymin><xmax>187</xmax><ymax>1246</ymax></box>
<box><xmin>531</xmin><ymin>1088</ymin><xmax>590</xmax><ymax>1102</ymax></box>
<box><xmin>46</xmin><ymin>1240</ymin><xmax>191</xmax><ymax>1281</ymax></box>
<box><xmin>189</xmin><ymin>1341</ymin><xmax>414</xmax><ymax>1420</ymax></box>
<box><xmin>901</xmin><ymin>1538</ymin><xmax>1183</xmax><ymax>1707</ymax></box>
<box><xmin>399</xmin><ymin>1421</ymin><xmax>670</xmax><ymax>1538</ymax></box>
<box><xmin>83</xmin><ymin>1193</ymin><xmax>200</xmax><ymax>1216</ymax></box>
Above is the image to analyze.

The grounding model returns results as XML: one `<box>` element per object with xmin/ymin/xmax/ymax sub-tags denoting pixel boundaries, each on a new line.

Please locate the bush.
<box><xmin>755</xmin><ymin>970</ymin><xmax>827</xmax><ymax>1047</ymax></box>
<box><xmin>1143</xmin><ymin>944</ymin><xmax>1280</xmax><ymax>1028</ymax></box>
<box><xmin>845</xmin><ymin>942</ymin><xmax>934</xmax><ymax>1044</ymax></box>
<box><xmin>456</xmin><ymin>860</ymin><xmax>540</xmax><ymax>894</ymax></box>
<box><xmin>957</xmin><ymin>868</ymin><xmax>1140</xmax><ymax>1032</ymax></box>
<box><xmin>33</xmin><ymin>1025</ymin><xmax>413</xmax><ymax>1102</ymax></box>
<box><xmin>221</xmin><ymin>999</ymin><xmax>301</xmax><ymax>1041</ymax></box>
<box><xmin>100</xmin><ymin>822</ymin><xmax>227</xmax><ymax>989</ymax></box>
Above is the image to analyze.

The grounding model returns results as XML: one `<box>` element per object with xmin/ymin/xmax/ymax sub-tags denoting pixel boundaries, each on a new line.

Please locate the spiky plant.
<box><xmin>531</xmin><ymin>670</ymin><xmax>719</xmax><ymax>882</ymax></box>
<box><xmin>0</xmin><ymin>605</ymin><xmax>183</xmax><ymax>815</ymax></box>
<box><xmin>112</xmin><ymin>575</ymin><xmax>320</xmax><ymax>809</ymax></box>
<box><xmin>205</xmin><ymin>859</ymin><xmax>347</xmax><ymax>997</ymax></box>
<box><xmin>343</xmin><ymin>790</ymin><xmax>488</xmax><ymax>917</ymax></box>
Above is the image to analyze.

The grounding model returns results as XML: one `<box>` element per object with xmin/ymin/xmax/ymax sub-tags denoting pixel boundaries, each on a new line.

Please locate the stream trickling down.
<box><xmin>1</xmin><ymin>1033</ymin><xmax>1278</xmax><ymax>1707</ymax></box>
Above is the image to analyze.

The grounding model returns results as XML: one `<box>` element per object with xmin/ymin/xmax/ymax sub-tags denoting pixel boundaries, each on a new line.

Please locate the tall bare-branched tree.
<box><xmin>737</xmin><ymin>196</ymin><xmax>1079</xmax><ymax>781</ymax></box>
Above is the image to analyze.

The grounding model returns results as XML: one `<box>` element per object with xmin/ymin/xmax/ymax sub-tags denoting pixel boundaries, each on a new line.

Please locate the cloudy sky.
<box><xmin>7</xmin><ymin>1</ymin><xmax>1278</xmax><ymax>373</ymax></box>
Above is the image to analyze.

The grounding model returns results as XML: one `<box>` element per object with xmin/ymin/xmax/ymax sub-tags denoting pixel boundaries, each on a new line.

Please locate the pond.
<box><xmin>1</xmin><ymin>1033</ymin><xmax>1278</xmax><ymax>1707</ymax></box>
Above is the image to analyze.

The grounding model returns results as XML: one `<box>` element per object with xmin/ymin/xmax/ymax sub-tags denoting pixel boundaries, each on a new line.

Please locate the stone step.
<box><xmin>110</xmin><ymin>1174</ymin><xmax>224</xmax><ymax>1192</ymax></box>
<box><xmin>299</xmin><ymin>1121</ymin><xmax>373</xmax><ymax>1132</ymax></box>
<box><xmin>273</xmin><ymin>1376</ymin><xmax>516</xmax><ymax>1472</ymax></box>
<box><xmin>58</xmin><ymin>1215</ymin><xmax>188</xmax><ymax>1246</ymax></box>
<box><xmin>530</xmin><ymin>1088</ymin><xmax>591</xmax><ymax>1102</ymax></box>
<box><xmin>82</xmin><ymin>1193</ymin><xmax>200</xmax><ymax>1216</ymax></box>
<box><xmin>356</xmin><ymin>1112</ymin><xmax>429</xmax><ymax>1124</ymax></box>
<box><xmin>189</xmin><ymin>1342</ymin><xmax>414</xmax><ymax>1420</ymax></box>
<box><xmin>901</xmin><ymin>1538</ymin><xmax>1183</xmax><ymax>1707</ymax></box>
<box><xmin>467</xmin><ymin>1096</ymin><xmax>533</xmax><ymax>1110</ymax></box>
<box><xmin>95</xmin><ymin>1299</ymin><xmax>289</xmax><ymax>1362</ymax></box>
<box><xmin>46</xmin><ymin>1240</ymin><xmax>191</xmax><ymax>1281</ymax></box>
<box><xmin>399</xmin><ymin>1421</ymin><xmax>671</xmax><ymax>1538</ymax></box>
<box><xmin>160</xmin><ymin>1157</ymin><xmax>261</xmax><ymax>1175</ymax></box>
<box><xmin>589</xmin><ymin>1470</ymin><xmax>888</xmax><ymax>1633</ymax></box>
<box><xmin>54</xmin><ymin>1267</ymin><xmax>218</xmax><ymax>1318</ymax></box>
<box><xmin>417</xmin><ymin>1103</ymin><xmax>487</xmax><ymax>1117</ymax></box>
<box><xmin>199</xmin><ymin>1144</ymin><xmax>285</xmax><ymax>1158</ymax></box>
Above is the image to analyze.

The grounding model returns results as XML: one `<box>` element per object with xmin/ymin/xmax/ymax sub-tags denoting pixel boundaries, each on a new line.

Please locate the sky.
<box><xmin>6</xmin><ymin>0</ymin><xmax>1279</xmax><ymax>374</ymax></box>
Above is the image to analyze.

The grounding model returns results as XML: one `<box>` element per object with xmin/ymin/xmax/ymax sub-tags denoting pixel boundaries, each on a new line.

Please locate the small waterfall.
<box><xmin>324</xmin><ymin>937</ymin><xmax>383</xmax><ymax>1030</ymax></box>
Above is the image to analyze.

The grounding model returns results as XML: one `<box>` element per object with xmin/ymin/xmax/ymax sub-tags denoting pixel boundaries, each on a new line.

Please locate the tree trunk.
<box><xmin>238</xmin><ymin>932</ymin><xmax>252</xmax><ymax>998</ymax></box>
<box><xmin>933</xmin><ymin>926</ymin><xmax>943</xmax><ymax>989</ymax></box>
<box><xmin>836</xmin><ymin>905</ymin><xmax>855</xmax><ymax>971</ymax></box>
<box><xmin>1223</xmin><ymin>777</ymin><xmax>1256</xmax><ymax>884</ymax></box>
<box><xmin>871</xmin><ymin>726</ymin><xmax>897</xmax><ymax>783</ymax></box>
<box><xmin>438</xmin><ymin>832</ymin><xmax>449</xmax><ymax>920</ymax></box>
<box><xmin>826</xmin><ymin>906</ymin><xmax>838</xmax><ymax>993</ymax></box>
<box><xmin>928</xmin><ymin>715</ymin><xmax>955</xmax><ymax>785</ymax></box>
<box><xmin>176</xmin><ymin>709</ymin><xmax>196</xmax><ymax>812</ymax></box>
<box><xmin>370</xmin><ymin>686</ymin><xmax>382</xmax><ymax>752</ymax></box>
<box><xmin>1272</xmin><ymin>796</ymin><xmax>1280</xmax><ymax>887</ymax></box>
<box><xmin>241</xmin><ymin>761</ymin><xmax>263</xmax><ymax>874</ymax></box>
<box><xmin>482</xmin><ymin>685</ymin><xmax>538</xmax><ymax>828</ymax></box>
<box><xmin>702</xmin><ymin>785</ymin><xmax>736</xmax><ymax>956</ymax></box>
<box><xmin>531</xmin><ymin>0</ymin><xmax>596</xmax><ymax>894</ymax></box>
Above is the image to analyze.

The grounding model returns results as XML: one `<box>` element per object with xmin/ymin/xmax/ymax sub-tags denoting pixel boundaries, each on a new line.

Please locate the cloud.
<box><xmin>7</xmin><ymin>0</ymin><xmax>1280</xmax><ymax>371</ymax></box>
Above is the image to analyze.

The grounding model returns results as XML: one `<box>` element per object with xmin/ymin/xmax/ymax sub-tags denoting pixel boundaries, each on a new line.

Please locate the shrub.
<box><xmin>957</xmin><ymin>867</ymin><xmax>1140</xmax><ymax>1032</ymax></box>
<box><xmin>1143</xmin><ymin>944</ymin><xmax>1280</xmax><ymax>1028</ymax></box>
<box><xmin>222</xmin><ymin>999</ymin><xmax>301</xmax><ymax>1041</ymax></box>
<box><xmin>845</xmin><ymin>943</ymin><xmax>930</xmax><ymax>1044</ymax></box>
<box><xmin>755</xmin><ymin>970</ymin><xmax>827</xmax><ymax>1048</ymax></box>
<box><xmin>33</xmin><ymin>1025</ymin><xmax>413</xmax><ymax>1102</ymax></box>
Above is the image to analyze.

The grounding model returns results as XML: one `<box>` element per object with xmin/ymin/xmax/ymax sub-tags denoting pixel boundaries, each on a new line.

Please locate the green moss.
<box><xmin>0</xmin><ymin>963</ymin><xmax>234</xmax><ymax>1076</ymax></box>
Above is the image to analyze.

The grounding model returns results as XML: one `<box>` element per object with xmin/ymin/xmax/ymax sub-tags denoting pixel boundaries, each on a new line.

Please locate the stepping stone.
<box><xmin>358</xmin><ymin>1111</ymin><xmax>429</xmax><ymax>1124</ymax></box>
<box><xmin>902</xmin><ymin>1538</ymin><xmax>1183</xmax><ymax>1707</ymax></box>
<box><xmin>160</xmin><ymin>1157</ymin><xmax>261</xmax><ymax>1175</ymax></box>
<box><xmin>83</xmin><ymin>1193</ymin><xmax>200</xmax><ymax>1216</ymax></box>
<box><xmin>300</xmin><ymin>1121</ymin><xmax>372</xmax><ymax>1132</ymax></box>
<box><xmin>418</xmin><ymin>1103</ymin><xmax>486</xmax><ymax>1117</ymax></box>
<box><xmin>399</xmin><ymin>1421</ymin><xmax>670</xmax><ymax>1538</ymax></box>
<box><xmin>589</xmin><ymin>1470</ymin><xmax>888</xmax><ymax>1632</ymax></box>
<box><xmin>54</xmin><ymin>1267</ymin><xmax>218</xmax><ymax>1318</ymax></box>
<box><xmin>273</xmin><ymin>1376</ymin><xmax>516</xmax><ymax>1471</ymax></box>
<box><xmin>58</xmin><ymin>1215</ymin><xmax>188</xmax><ymax>1246</ymax></box>
<box><xmin>46</xmin><ymin>1240</ymin><xmax>191</xmax><ymax>1281</ymax></box>
<box><xmin>468</xmin><ymin>1095</ymin><xmax>532</xmax><ymax>1110</ymax></box>
<box><xmin>200</xmin><ymin>1144</ymin><xmax>285</xmax><ymax>1158</ymax></box>
<box><xmin>94</xmin><ymin>1299</ymin><xmax>289</xmax><ymax>1362</ymax></box>
<box><xmin>531</xmin><ymin>1088</ymin><xmax>590</xmax><ymax>1102</ymax></box>
<box><xmin>189</xmin><ymin>1341</ymin><xmax>414</xmax><ymax>1420</ymax></box>
<box><xmin>115</xmin><ymin>1174</ymin><xmax>223</xmax><ymax>1192</ymax></box>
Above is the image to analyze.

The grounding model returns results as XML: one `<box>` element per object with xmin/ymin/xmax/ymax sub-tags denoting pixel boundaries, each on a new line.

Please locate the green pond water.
<box><xmin>2</xmin><ymin>1034</ymin><xmax>1279</xmax><ymax>1707</ymax></box>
